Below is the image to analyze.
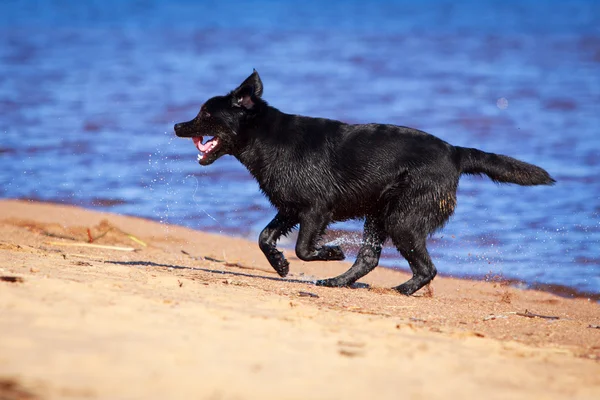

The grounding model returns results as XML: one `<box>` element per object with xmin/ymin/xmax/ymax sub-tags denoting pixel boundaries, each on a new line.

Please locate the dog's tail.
<box><xmin>456</xmin><ymin>146</ymin><xmax>555</xmax><ymax>186</ymax></box>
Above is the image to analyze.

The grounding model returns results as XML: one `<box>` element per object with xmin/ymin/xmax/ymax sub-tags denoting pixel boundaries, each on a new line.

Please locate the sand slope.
<box><xmin>0</xmin><ymin>199</ymin><xmax>599</xmax><ymax>399</ymax></box>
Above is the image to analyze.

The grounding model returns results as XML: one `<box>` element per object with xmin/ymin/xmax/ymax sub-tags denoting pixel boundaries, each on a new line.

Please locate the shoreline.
<box><xmin>1</xmin><ymin>199</ymin><xmax>599</xmax><ymax>399</ymax></box>
<box><xmin>11</xmin><ymin>196</ymin><xmax>600</xmax><ymax>302</ymax></box>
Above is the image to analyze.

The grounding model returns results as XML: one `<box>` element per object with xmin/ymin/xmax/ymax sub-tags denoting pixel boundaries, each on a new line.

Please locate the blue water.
<box><xmin>1</xmin><ymin>0</ymin><xmax>599</xmax><ymax>296</ymax></box>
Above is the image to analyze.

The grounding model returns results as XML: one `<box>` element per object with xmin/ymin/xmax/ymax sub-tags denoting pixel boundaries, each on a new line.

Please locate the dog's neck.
<box><xmin>235</xmin><ymin>106</ymin><xmax>276</xmax><ymax>164</ymax></box>
<box><xmin>234</xmin><ymin>106</ymin><xmax>300</xmax><ymax>198</ymax></box>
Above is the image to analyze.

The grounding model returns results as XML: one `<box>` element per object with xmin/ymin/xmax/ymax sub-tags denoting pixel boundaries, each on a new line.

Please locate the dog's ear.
<box><xmin>238</xmin><ymin>69</ymin><xmax>263</xmax><ymax>98</ymax></box>
<box><xmin>232</xmin><ymin>70</ymin><xmax>263</xmax><ymax>109</ymax></box>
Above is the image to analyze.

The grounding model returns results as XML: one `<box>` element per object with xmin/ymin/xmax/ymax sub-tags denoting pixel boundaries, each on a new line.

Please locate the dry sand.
<box><xmin>0</xmin><ymin>199</ymin><xmax>599</xmax><ymax>400</ymax></box>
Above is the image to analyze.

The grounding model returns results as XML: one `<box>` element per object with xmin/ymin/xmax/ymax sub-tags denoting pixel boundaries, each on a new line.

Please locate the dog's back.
<box><xmin>239</xmin><ymin>110</ymin><xmax>553</xmax><ymax>229</ymax></box>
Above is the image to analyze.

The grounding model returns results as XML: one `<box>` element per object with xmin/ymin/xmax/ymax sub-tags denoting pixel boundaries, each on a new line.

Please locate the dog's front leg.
<box><xmin>259</xmin><ymin>213</ymin><xmax>297</xmax><ymax>277</ymax></box>
<box><xmin>295</xmin><ymin>210</ymin><xmax>345</xmax><ymax>262</ymax></box>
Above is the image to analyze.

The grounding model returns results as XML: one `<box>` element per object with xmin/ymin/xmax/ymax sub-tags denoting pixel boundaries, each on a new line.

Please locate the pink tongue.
<box><xmin>192</xmin><ymin>137</ymin><xmax>204</xmax><ymax>152</ymax></box>
<box><xmin>193</xmin><ymin>136</ymin><xmax>218</xmax><ymax>153</ymax></box>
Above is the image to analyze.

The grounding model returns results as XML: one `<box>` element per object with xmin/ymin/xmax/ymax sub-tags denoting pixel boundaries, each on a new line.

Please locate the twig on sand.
<box><xmin>126</xmin><ymin>234</ymin><xmax>147</xmax><ymax>247</ymax></box>
<box><xmin>298</xmin><ymin>291</ymin><xmax>319</xmax><ymax>298</ymax></box>
<box><xmin>181</xmin><ymin>249</ymin><xmax>273</xmax><ymax>274</ymax></box>
<box><xmin>0</xmin><ymin>276</ymin><xmax>24</xmax><ymax>283</ymax></box>
<box><xmin>66</xmin><ymin>253</ymin><xmax>103</xmax><ymax>260</ymax></box>
<box><xmin>483</xmin><ymin>313</ymin><xmax>510</xmax><ymax>321</ymax></box>
<box><xmin>588</xmin><ymin>324</ymin><xmax>600</xmax><ymax>330</ymax></box>
<box><xmin>181</xmin><ymin>250</ymin><xmax>223</xmax><ymax>263</ymax></box>
<box><xmin>516</xmin><ymin>309</ymin><xmax>560</xmax><ymax>320</ymax></box>
<box><xmin>46</xmin><ymin>241</ymin><xmax>135</xmax><ymax>251</ymax></box>
<box><xmin>180</xmin><ymin>249</ymin><xmax>198</xmax><ymax>258</ymax></box>
<box><xmin>40</xmin><ymin>231</ymin><xmax>78</xmax><ymax>241</ymax></box>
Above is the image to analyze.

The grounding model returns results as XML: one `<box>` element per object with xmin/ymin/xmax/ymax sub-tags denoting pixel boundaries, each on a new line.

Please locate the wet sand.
<box><xmin>0</xmin><ymin>199</ymin><xmax>599</xmax><ymax>399</ymax></box>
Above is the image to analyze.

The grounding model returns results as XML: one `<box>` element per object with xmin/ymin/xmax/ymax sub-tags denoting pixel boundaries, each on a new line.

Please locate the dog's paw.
<box><xmin>273</xmin><ymin>262</ymin><xmax>289</xmax><ymax>277</ymax></box>
<box><xmin>315</xmin><ymin>277</ymin><xmax>348</xmax><ymax>287</ymax></box>
<box><xmin>394</xmin><ymin>283</ymin><xmax>416</xmax><ymax>296</ymax></box>
<box><xmin>319</xmin><ymin>245</ymin><xmax>345</xmax><ymax>261</ymax></box>
<box><xmin>269</xmin><ymin>253</ymin><xmax>289</xmax><ymax>277</ymax></box>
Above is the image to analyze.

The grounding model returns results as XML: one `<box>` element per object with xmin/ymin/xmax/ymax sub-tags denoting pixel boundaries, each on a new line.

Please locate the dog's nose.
<box><xmin>174</xmin><ymin>122</ymin><xmax>187</xmax><ymax>137</ymax></box>
<box><xmin>174</xmin><ymin>120</ymin><xmax>194</xmax><ymax>137</ymax></box>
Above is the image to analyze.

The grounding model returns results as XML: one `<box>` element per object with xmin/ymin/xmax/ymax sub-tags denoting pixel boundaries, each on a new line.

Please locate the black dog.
<box><xmin>175</xmin><ymin>71</ymin><xmax>554</xmax><ymax>295</ymax></box>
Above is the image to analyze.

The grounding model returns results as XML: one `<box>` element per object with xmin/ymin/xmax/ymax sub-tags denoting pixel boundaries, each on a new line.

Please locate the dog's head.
<box><xmin>174</xmin><ymin>70</ymin><xmax>264</xmax><ymax>165</ymax></box>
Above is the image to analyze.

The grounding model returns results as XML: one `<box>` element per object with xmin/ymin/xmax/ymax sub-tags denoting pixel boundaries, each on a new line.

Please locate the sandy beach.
<box><xmin>0</xmin><ymin>199</ymin><xmax>599</xmax><ymax>399</ymax></box>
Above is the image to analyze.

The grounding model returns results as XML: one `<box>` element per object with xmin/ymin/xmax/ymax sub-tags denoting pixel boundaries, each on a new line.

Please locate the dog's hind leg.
<box><xmin>295</xmin><ymin>210</ymin><xmax>345</xmax><ymax>262</ymax></box>
<box><xmin>390</xmin><ymin>231</ymin><xmax>437</xmax><ymax>295</ymax></box>
<box><xmin>315</xmin><ymin>217</ymin><xmax>387</xmax><ymax>288</ymax></box>
<box><xmin>259</xmin><ymin>213</ymin><xmax>298</xmax><ymax>277</ymax></box>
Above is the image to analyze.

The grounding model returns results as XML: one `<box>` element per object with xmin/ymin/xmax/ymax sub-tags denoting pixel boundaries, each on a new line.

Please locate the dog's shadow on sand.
<box><xmin>104</xmin><ymin>259</ymin><xmax>370</xmax><ymax>289</ymax></box>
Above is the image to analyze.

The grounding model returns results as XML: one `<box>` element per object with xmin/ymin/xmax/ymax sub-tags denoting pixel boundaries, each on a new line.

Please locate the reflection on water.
<box><xmin>1</xmin><ymin>0</ymin><xmax>599</xmax><ymax>296</ymax></box>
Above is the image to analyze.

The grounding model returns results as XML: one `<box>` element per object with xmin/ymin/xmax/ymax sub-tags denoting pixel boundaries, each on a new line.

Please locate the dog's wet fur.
<box><xmin>175</xmin><ymin>71</ymin><xmax>555</xmax><ymax>295</ymax></box>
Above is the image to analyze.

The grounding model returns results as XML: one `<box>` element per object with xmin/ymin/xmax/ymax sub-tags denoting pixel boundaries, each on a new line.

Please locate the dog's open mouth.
<box><xmin>193</xmin><ymin>136</ymin><xmax>222</xmax><ymax>163</ymax></box>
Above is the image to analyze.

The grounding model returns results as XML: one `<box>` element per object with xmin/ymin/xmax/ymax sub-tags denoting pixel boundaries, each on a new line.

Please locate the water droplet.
<box><xmin>497</xmin><ymin>97</ymin><xmax>509</xmax><ymax>109</ymax></box>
